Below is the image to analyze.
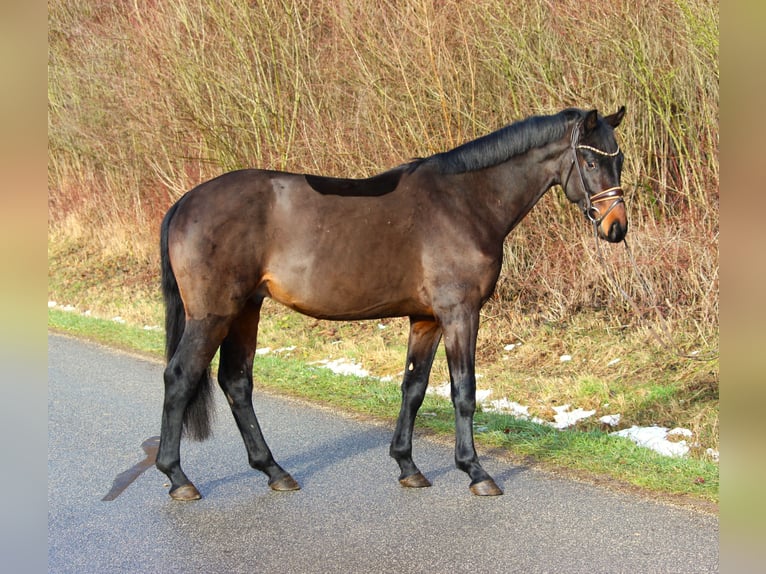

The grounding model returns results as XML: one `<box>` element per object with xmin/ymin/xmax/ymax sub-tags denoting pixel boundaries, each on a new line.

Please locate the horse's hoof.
<box><xmin>399</xmin><ymin>472</ymin><xmax>432</xmax><ymax>488</ymax></box>
<box><xmin>469</xmin><ymin>479</ymin><xmax>503</xmax><ymax>496</ymax></box>
<box><xmin>169</xmin><ymin>483</ymin><xmax>202</xmax><ymax>501</ymax></box>
<box><xmin>269</xmin><ymin>475</ymin><xmax>300</xmax><ymax>491</ymax></box>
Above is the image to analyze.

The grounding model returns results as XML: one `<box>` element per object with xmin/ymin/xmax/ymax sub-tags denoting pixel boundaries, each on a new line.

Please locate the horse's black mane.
<box><xmin>425</xmin><ymin>108</ymin><xmax>583</xmax><ymax>175</ymax></box>
<box><xmin>306</xmin><ymin>108</ymin><xmax>584</xmax><ymax>195</ymax></box>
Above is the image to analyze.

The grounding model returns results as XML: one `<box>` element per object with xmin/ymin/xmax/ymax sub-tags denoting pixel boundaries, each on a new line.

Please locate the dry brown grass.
<box><xmin>48</xmin><ymin>0</ymin><xmax>718</xmax><ymax>452</ymax></box>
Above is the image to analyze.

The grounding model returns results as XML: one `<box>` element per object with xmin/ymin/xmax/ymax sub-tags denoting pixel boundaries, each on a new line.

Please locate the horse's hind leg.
<box><xmin>157</xmin><ymin>316</ymin><xmax>229</xmax><ymax>501</ymax></box>
<box><xmin>390</xmin><ymin>318</ymin><xmax>442</xmax><ymax>488</ymax></box>
<box><xmin>217</xmin><ymin>299</ymin><xmax>299</xmax><ymax>492</ymax></box>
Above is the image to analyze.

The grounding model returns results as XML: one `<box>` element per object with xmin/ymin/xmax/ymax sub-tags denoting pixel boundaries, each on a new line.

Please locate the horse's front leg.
<box><xmin>390</xmin><ymin>318</ymin><xmax>442</xmax><ymax>488</ymax></box>
<box><xmin>442</xmin><ymin>311</ymin><xmax>503</xmax><ymax>496</ymax></box>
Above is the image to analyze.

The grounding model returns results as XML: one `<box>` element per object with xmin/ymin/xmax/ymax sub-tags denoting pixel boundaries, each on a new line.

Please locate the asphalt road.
<box><xmin>48</xmin><ymin>334</ymin><xmax>719</xmax><ymax>573</ymax></box>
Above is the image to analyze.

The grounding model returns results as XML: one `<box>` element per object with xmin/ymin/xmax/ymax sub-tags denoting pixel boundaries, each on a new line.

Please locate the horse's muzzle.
<box><xmin>588</xmin><ymin>189</ymin><xmax>628</xmax><ymax>243</ymax></box>
<box><xmin>605</xmin><ymin>219</ymin><xmax>627</xmax><ymax>243</ymax></box>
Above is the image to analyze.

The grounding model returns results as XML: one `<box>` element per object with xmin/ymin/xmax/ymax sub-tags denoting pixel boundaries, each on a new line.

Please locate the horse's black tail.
<box><xmin>160</xmin><ymin>200</ymin><xmax>214</xmax><ymax>441</ymax></box>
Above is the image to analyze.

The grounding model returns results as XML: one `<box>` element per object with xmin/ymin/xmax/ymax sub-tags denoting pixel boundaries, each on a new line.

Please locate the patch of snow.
<box><xmin>560</xmin><ymin>354</ymin><xmax>572</xmax><ymax>362</ymax></box>
<box><xmin>112</xmin><ymin>316</ymin><xmax>125</xmax><ymax>324</ymax></box>
<box><xmin>706</xmin><ymin>448</ymin><xmax>719</xmax><ymax>462</ymax></box>
<box><xmin>668</xmin><ymin>427</ymin><xmax>693</xmax><ymax>438</ymax></box>
<box><xmin>481</xmin><ymin>399</ymin><xmax>546</xmax><ymax>425</ymax></box>
<box><xmin>503</xmin><ymin>343</ymin><xmax>517</xmax><ymax>351</ymax></box>
<box><xmin>258</xmin><ymin>346</ymin><xmax>297</xmax><ymax>355</ymax></box>
<box><xmin>613</xmin><ymin>425</ymin><xmax>691</xmax><ymax>458</ymax></box>
<box><xmin>607</xmin><ymin>358</ymin><xmax>621</xmax><ymax>366</ymax></box>
<box><xmin>599</xmin><ymin>414</ymin><xmax>621</xmax><ymax>427</ymax></box>
<box><xmin>483</xmin><ymin>398</ymin><xmax>530</xmax><ymax>417</ymax></box>
<box><xmin>313</xmin><ymin>358</ymin><xmax>370</xmax><ymax>378</ymax></box>
<box><xmin>551</xmin><ymin>404</ymin><xmax>596</xmax><ymax>429</ymax></box>
<box><xmin>427</xmin><ymin>382</ymin><xmax>452</xmax><ymax>399</ymax></box>
<box><xmin>48</xmin><ymin>301</ymin><xmax>57</xmax><ymax>308</ymax></box>
<box><xmin>475</xmin><ymin>388</ymin><xmax>492</xmax><ymax>403</ymax></box>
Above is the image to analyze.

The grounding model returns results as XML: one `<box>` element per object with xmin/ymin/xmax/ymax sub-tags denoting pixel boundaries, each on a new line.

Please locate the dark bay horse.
<box><xmin>157</xmin><ymin>106</ymin><xmax>627</xmax><ymax>500</ymax></box>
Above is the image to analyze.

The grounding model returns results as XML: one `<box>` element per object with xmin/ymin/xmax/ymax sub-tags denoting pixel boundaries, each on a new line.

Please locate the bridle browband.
<box><xmin>563</xmin><ymin>122</ymin><xmax>625</xmax><ymax>228</ymax></box>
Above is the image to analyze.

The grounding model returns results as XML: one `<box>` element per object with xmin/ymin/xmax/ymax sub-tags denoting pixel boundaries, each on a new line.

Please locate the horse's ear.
<box><xmin>605</xmin><ymin>105</ymin><xmax>626</xmax><ymax>128</ymax></box>
<box><xmin>583</xmin><ymin>109</ymin><xmax>599</xmax><ymax>134</ymax></box>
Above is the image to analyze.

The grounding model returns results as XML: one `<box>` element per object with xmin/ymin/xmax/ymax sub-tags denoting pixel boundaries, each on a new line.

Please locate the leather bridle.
<box><xmin>563</xmin><ymin>122</ymin><xmax>625</xmax><ymax>230</ymax></box>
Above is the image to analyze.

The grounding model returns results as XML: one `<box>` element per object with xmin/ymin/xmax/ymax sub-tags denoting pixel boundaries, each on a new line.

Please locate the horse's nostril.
<box><xmin>609</xmin><ymin>221</ymin><xmax>627</xmax><ymax>243</ymax></box>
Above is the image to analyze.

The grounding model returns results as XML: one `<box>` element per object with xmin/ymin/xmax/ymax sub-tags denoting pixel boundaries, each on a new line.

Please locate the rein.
<box><xmin>565</xmin><ymin>121</ymin><xmax>716</xmax><ymax>361</ymax></box>
<box><xmin>584</xmin><ymin>203</ymin><xmax>718</xmax><ymax>362</ymax></box>
<box><xmin>589</xmin><ymin>229</ymin><xmax>717</xmax><ymax>361</ymax></box>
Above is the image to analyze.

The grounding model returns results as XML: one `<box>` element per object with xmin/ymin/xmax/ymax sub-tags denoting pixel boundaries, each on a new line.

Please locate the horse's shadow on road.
<box><xmin>197</xmin><ymin>422</ymin><xmax>529</xmax><ymax>498</ymax></box>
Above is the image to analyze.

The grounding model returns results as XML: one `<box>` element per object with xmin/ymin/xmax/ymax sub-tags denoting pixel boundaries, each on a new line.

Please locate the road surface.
<box><xmin>48</xmin><ymin>334</ymin><xmax>718</xmax><ymax>573</ymax></box>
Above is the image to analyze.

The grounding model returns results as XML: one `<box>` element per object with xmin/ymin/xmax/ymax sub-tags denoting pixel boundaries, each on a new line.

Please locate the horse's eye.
<box><xmin>586</xmin><ymin>161</ymin><xmax>597</xmax><ymax>170</ymax></box>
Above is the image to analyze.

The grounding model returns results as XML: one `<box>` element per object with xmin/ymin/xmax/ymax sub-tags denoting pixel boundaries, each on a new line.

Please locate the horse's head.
<box><xmin>562</xmin><ymin>106</ymin><xmax>628</xmax><ymax>243</ymax></box>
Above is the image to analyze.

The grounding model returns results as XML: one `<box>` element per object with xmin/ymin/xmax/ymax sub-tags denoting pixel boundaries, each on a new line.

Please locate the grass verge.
<box><xmin>48</xmin><ymin>307</ymin><xmax>718</xmax><ymax>508</ymax></box>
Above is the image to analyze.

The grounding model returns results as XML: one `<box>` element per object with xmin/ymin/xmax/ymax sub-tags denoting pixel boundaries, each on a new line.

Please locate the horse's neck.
<box><xmin>472</xmin><ymin>150</ymin><xmax>563</xmax><ymax>238</ymax></box>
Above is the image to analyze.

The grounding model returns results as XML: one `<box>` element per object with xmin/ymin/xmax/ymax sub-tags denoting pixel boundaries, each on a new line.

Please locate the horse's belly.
<box><xmin>260</xmin><ymin>268</ymin><xmax>428</xmax><ymax>321</ymax></box>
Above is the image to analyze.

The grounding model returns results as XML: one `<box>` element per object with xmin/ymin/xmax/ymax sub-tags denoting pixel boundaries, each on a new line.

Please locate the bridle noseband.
<box><xmin>564</xmin><ymin>123</ymin><xmax>625</xmax><ymax>228</ymax></box>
